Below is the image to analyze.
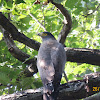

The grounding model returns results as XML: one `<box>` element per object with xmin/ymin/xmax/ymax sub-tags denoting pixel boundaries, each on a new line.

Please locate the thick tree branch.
<box><xmin>1</xmin><ymin>3</ymin><xmax>100</xmax><ymax>68</ymax></box>
<box><xmin>84</xmin><ymin>92</ymin><xmax>100</xmax><ymax>100</ymax></box>
<box><xmin>2</xmin><ymin>30</ymin><xmax>38</xmax><ymax>76</ymax></box>
<box><xmin>2</xmin><ymin>29</ymin><xmax>100</xmax><ymax>77</ymax></box>
<box><xmin>0</xmin><ymin>12</ymin><xmax>40</xmax><ymax>51</ymax></box>
<box><xmin>0</xmin><ymin>2</ymin><xmax>100</xmax><ymax>100</ymax></box>
<box><xmin>1</xmin><ymin>28</ymin><xmax>100</xmax><ymax>77</ymax></box>
<box><xmin>65</xmin><ymin>48</ymin><xmax>100</xmax><ymax>66</ymax></box>
<box><xmin>50</xmin><ymin>0</ymin><xmax>72</xmax><ymax>44</ymax></box>
<box><xmin>1</xmin><ymin>72</ymin><xmax>100</xmax><ymax>100</ymax></box>
<box><xmin>0</xmin><ymin>5</ymin><xmax>100</xmax><ymax>77</ymax></box>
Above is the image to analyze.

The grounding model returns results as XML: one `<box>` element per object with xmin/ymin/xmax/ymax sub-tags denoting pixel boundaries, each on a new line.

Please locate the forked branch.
<box><xmin>50</xmin><ymin>0</ymin><xmax>72</xmax><ymax>44</ymax></box>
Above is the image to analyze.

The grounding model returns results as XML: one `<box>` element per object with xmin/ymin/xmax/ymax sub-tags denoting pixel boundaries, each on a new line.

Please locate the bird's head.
<box><xmin>37</xmin><ymin>32</ymin><xmax>55</xmax><ymax>41</ymax></box>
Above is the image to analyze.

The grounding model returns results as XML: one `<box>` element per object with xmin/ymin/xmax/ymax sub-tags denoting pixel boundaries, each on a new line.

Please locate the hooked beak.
<box><xmin>37</xmin><ymin>33</ymin><xmax>40</xmax><ymax>36</ymax></box>
<box><xmin>37</xmin><ymin>32</ymin><xmax>42</xmax><ymax>36</ymax></box>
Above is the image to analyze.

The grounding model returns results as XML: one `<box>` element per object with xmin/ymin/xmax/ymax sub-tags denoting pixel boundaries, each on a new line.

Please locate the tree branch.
<box><xmin>65</xmin><ymin>48</ymin><xmax>100</xmax><ymax>66</ymax></box>
<box><xmin>0</xmin><ymin>6</ymin><xmax>100</xmax><ymax>77</ymax></box>
<box><xmin>83</xmin><ymin>3</ymin><xmax>100</xmax><ymax>17</ymax></box>
<box><xmin>29</xmin><ymin>13</ymin><xmax>47</xmax><ymax>31</ymax></box>
<box><xmin>84</xmin><ymin>92</ymin><xmax>100</xmax><ymax>100</ymax></box>
<box><xmin>0</xmin><ymin>12</ymin><xmax>40</xmax><ymax>51</ymax></box>
<box><xmin>50</xmin><ymin>0</ymin><xmax>72</xmax><ymax>44</ymax></box>
<box><xmin>2</xmin><ymin>28</ymin><xmax>100</xmax><ymax>77</ymax></box>
<box><xmin>1</xmin><ymin>72</ymin><xmax>100</xmax><ymax>100</ymax></box>
<box><xmin>2</xmin><ymin>30</ymin><xmax>38</xmax><ymax>76</ymax></box>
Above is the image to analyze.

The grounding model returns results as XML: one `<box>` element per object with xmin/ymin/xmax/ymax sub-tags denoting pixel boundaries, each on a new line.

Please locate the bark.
<box><xmin>49</xmin><ymin>0</ymin><xmax>72</xmax><ymax>44</ymax></box>
<box><xmin>1</xmin><ymin>28</ymin><xmax>100</xmax><ymax>78</ymax></box>
<box><xmin>1</xmin><ymin>72</ymin><xmax>100</xmax><ymax>100</ymax></box>
<box><xmin>84</xmin><ymin>92</ymin><xmax>100</xmax><ymax>100</ymax></box>
<box><xmin>2</xmin><ymin>30</ymin><xmax>38</xmax><ymax>76</ymax></box>
<box><xmin>65</xmin><ymin>48</ymin><xmax>100</xmax><ymax>66</ymax></box>
<box><xmin>0</xmin><ymin>1</ymin><xmax>100</xmax><ymax>100</ymax></box>
<box><xmin>0</xmin><ymin>13</ymin><xmax>100</xmax><ymax>68</ymax></box>
<box><xmin>0</xmin><ymin>12</ymin><xmax>40</xmax><ymax>51</ymax></box>
<box><xmin>2</xmin><ymin>30</ymin><xmax>100</xmax><ymax>77</ymax></box>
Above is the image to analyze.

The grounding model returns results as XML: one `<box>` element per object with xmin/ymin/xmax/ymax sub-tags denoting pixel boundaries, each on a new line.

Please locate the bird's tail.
<box><xmin>43</xmin><ymin>83</ymin><xmax>58</xmax><ymax>100</ymax></box>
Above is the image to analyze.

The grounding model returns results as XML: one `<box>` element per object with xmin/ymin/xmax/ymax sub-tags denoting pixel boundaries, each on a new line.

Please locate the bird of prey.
<box><xmin>37</xmin><ymin>32</ymin><xmax>66</xmax><ymax>100</ymax></box>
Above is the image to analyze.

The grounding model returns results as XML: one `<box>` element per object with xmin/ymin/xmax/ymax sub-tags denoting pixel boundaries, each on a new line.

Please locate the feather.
<box><xmin>37</xmin><ymin>32</ymin><xmax>66</xmax><ymax>100</ymax></box>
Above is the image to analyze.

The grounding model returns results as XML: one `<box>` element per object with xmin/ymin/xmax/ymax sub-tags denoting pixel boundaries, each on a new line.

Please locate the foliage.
<box><xmin>0</xmin><ymin>0</ymin><xmax>100</xmax><ymax>95</ymax></box>
<box><xmin>53</xmin><ymin>0</ymin><xmax>65</xmax><ymax>4</ymax></box>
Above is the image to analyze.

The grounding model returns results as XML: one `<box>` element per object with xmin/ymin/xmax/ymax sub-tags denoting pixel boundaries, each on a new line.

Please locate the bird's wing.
<box><xmin>37</xmin><ymin>41</ymin><xmax>66</xmax><ymax>100</ymax></box>
<box><xmin>50</xmin><ymin>43</ymin><xmax>66</xmax><ymax>88</ymax></box>
<box><xmin>37</xmin><ymin>49</ymin><xmax>55</xmax><ymax>94</ymax></box>
<box><xmin>51</xmin><ymin>43</ymin><xmax>66</xmax><ymax>73</ymax></box>
<box><xmin>37</xmin><ymin>58</ymin><xmax>55</xmax><ymax>85</ymax></box>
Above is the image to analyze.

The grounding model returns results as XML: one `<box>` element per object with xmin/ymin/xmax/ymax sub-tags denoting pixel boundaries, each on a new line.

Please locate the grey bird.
<box><xmin>37</xmin><ymin>32</ymin><xmax>66</xmax><ymax>100</ymax></box>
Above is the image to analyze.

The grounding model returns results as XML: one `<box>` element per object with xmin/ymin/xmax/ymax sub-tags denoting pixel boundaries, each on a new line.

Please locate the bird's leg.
<box><xmin>63</xmin><ymin>71</ymin><xmax>68</xmax><ymax>83</ymax></box>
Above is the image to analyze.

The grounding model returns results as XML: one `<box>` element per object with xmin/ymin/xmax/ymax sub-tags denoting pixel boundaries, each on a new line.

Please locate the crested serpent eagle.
<box><xmin>37</xmin><ymin>32</ymin><xmax>66</xmax><ymax>100</ymax></box>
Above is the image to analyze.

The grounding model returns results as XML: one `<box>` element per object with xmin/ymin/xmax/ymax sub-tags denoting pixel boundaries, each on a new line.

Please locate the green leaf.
<box><xmin>53</xmin><ymin>0</ymin><xmax>65</xmax><ymax>4</ymax></box>
<box><xmin>73</xmin><ymin>7</ymin><xmax>83</xmax><ymax>15</ymax></box>
<box><xmin>86</xmin><ymin>30</ymin><xmax>93</xmax><ymax>37</ymax></box>
<box><xmin>65</xmin><ymin>0</ymin><xmax>77</xmax><ymax>8</ymax></box>
<box><xmin>23</xmin><ymin>0</ymin><xmax>33</xmax><ymax>3</ymax></box>
<box><xmin>0</xmin><ymin>33</ymin><xmax>3</xmax><ymax>40</ymax></box>
<box><xmin>83</xmin><ymin>0</ymin><xmax>89</xmax><ymax>3</ymax></box>
<box><xmin>18</xmin><ymin>14</ymin><xmax>26</xmax><ymax>20</ymax></box>
<box><xmin>72</xmin><ymin>17</ymin><xmax>78</xmax><ymax>29</ymax></box>
<box><xmin>7</xmin><ymin>1</ymin><xmax>13</xmax><ymax>8</ymax></box>
<box><xmin>0</xmin><ymin>72</ymin><xmax>10</xmax><ymax>85</ymax></box>
<box><xmin>15</xmin><ymin>0</ymin><xmax>25</xmax><ymax>4</ymax></box>
<box><xmin>0</xmin><ymin>0</ymin><xmax>100</xmax><ymax>95</ymax></box>
<box><xmin>68</xmin><ymin>73</ymin><xmax>74</xmax><ymax>80</ymax></box>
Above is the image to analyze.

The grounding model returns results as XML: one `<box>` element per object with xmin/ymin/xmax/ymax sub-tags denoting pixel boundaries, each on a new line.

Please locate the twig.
<box><xmin>82</xmin><ymin>3</ymin><xmax>100</xmax><ymax>17</ymax></box>
<box><xmin>41</xmin><ymin>6</ymin><xmax>45</xmax><ymax>28</ymax></box>
<box><xmin>63</xmin><ymin>71</ymin><xmax>68</xmax><ymax>82</ymax></box>
<box><xmin>29</xmin><ymin>13</ymin><xmax>47</xmax><ymax>31</ymax></box>
<box><xmin>22</xmin><ymin>1</ymin><xmax>47</xmax><ymax>31</ymax></box>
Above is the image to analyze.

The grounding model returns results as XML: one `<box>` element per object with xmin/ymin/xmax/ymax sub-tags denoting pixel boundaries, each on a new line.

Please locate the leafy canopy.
<box><xmin>0</xmin><ymin>0</ymin><xmax>100</xmax><ymax>95</ymax></box>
